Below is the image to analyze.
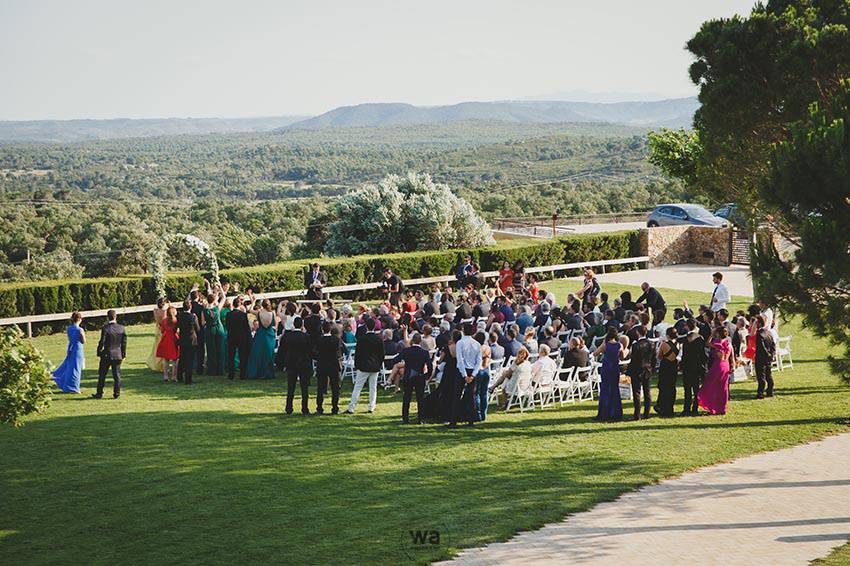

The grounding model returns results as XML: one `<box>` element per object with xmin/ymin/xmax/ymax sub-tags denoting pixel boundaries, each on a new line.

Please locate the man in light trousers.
<box><xmin>345</xmin><ymin>316</ymin><xmax>383</xmax><ymax>414</ymax></box>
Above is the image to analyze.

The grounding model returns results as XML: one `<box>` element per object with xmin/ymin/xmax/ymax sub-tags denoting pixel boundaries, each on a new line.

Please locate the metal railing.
<box><xmin>0</xmin><ymin>256</ymin><xmax>649</xmax><ymax>336</ymax></box>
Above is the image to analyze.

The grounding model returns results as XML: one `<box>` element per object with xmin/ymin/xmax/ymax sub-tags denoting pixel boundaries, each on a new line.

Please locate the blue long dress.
<box><xmin>596</xmin><ymin>341</ymin><xmax>623</xmax><ymax>421</ymax></box>
<box><xmin>52</xmin><ymin>324</ymin><xmax>85</xmax><ymax>393</ymax></box>
<box><xmin>245</xmin><ymin>312</ymin><xmax>276</xmax><ymax>379</ymax></box>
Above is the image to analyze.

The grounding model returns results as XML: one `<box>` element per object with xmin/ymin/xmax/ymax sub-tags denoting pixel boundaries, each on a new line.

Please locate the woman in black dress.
<box><xmin>654</xmin><ymin>327</ymin><xmax>679</xmax><ymax>417</ymax></box>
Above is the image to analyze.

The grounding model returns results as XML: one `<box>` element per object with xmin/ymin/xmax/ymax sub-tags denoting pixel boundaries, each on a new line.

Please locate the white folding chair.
<box><xmin>380</xmin><ymin>354</ymin><xmax>397</xmax><ymax>389</ymax></box>
<box><xmin>532</xmin><ymin>363</ymin><xmax>557</xmax><ymax>408</ymax></box>
<box><xmin>776</xmin><ymin>335</ymin><xmax>793</xmax><ymax>371</ymax></box>
<box><xmin>506</xmin><ymin>382</ymin><xmax>535</xmax><ymax>412</ymax></box>
<box><xmin>573</xmin><ymin>365</ymin><xmax>594</xmax><ymax>402</ymax></box>
<box><xmin>554</xmin><ymin>366</ymin><xmax>575</xmax><ymax>405</ymax></box>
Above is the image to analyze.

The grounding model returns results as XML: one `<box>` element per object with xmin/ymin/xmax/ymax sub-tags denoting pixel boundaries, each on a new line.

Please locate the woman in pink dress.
<box><xmin>698</xmin><ymin>326</ymin><xmax>733</xmax><ymax>415</ymax></box>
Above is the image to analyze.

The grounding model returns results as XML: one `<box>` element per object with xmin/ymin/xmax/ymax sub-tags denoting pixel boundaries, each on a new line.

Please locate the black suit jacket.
<box><xmin>681</xmin><ymin>333</ymin><xmax>708</xmax><ymax>375</ymax></box>
<box><xmin>176</xmin><ymin>310</ymin><xmax>200</xmax><ymax>346</ymax></box>
<box><xmin>304</xmin><ymin>270</ymin><xmax>326</xmax><ymax>299</ymax></box>
<box><xmin>627</xmin><ymin>338</ymin><xmax>655</xmax><ymax>377</ymax></box>
<box><xmin>226</xmin><ymin>309</ymin><xmax>251</xmax><ymax>345</ymax></box>
<box><xmin>97</xmin><ymin>321</ymin><xmax>127</xmax><ymax>360</ymax></box>
<box><xmin>279</xmin><ymin>330</ymin><xmax>313</xmax><ymax>372</ymax></box>
<box><xmin>354</xmin><ymin>332</ymin><xmax>384</xmax><ymax>373</ymax></box>
<box><xmin>396</xmin><ymin>345</ymin><xmax>433</xmax><ymax>379</ymax></box>
<box><xmin>315</xmin><ymin>334</ymin><xmax>347</xmax><ymax>373</ymax></box>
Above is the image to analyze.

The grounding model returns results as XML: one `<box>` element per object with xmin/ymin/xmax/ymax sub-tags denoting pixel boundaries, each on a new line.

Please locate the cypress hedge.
<box><xmin>0</xmin><ymin>231</ymin><xmax>640</xmax><ymax>319</ymax></box>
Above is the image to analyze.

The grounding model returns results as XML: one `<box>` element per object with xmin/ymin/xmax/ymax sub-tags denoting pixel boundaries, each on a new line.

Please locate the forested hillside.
<box><xmin>0</xmin><ymin>121</ymin><xmax>687</xmax><ymax>282</ymax></box>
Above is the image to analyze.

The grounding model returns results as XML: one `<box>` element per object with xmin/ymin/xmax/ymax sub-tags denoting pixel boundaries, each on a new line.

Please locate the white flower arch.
<box><xmin>149</xmin><ymin>234</ymin><xmax>220</xmax><ymax>299</ymax></box>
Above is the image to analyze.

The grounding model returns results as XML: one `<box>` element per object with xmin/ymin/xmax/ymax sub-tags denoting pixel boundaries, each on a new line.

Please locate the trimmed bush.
<box><xmin>0</xmin><ymin>231</ymin><xmax>640</xmax><ymax>319</ymax></box>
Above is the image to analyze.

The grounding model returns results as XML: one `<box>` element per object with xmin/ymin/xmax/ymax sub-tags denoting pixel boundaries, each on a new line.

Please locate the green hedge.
<box><xmin>0</xmin><ymin>231</ymin><xmax>640</xmax><ymax>319</ymax></box>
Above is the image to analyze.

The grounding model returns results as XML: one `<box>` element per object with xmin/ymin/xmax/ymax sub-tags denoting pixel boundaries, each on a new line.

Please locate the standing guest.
<box><xmin>92</xmin><ymin>310</ymin><xmax>126</xmax><ymax>400</ymax></box>
<box><xmin>303</xmin><ymin>302</ymin><xmax>323</xmax><ymax>351</ymax></box>
<box><xmin>710</xmin><ymin>272</ymin><xmax>731</xmax><ymax>312</ymax></box>
<box><xmin>456</xmin><ymin>255</ymin><xmax>474</xmax><ymax>288</ymax></box>
<box><xmin>382</xmin><ymin>267</ymin><xmax>403</xmax><ymax>307</ymax></box>
<box><xmin>315</xmin><ymin>322</ymin><xmax>347</xmax><ymax>415</ymax></box>
<box><xmin>754</xmin><ymin>315</ymin><xmax>776</xmax><ymax>399</ymax></box>
<box><xmin>146</xmin><ymin>297</ymin><xmax>167</xmax><ymax>372</ymax></box>
<box><xmin>498</xmin><ymin>261</ymin><xmax>514</xmax><ymax>295</ymax></box>
<box><xmin>698</xmin><ymin>327</ymin><xmax>733</xmax><ymax>415</ymax></box>
<box><xmin>680</xmin><ymin>318</ymin><xmax>707</xmax><ymax>415</ymax></box>
<box><xmin>474</xmin><ymin>331</ymin><xmax>491</xmax><ymax>421</ymax></box>
<box><xmin>397</xmin><ymin>332</ymin><xmax>434</xmax><ymax>424</ymax></box>
<box><xmin>626</xmin><ymin>325</ymin><xmax>655</xmax><ymax>420</ymax></box>
<box><xmin>203</xmin><ymin>293</ymin><xmax>227</xmax><ymax>376</ymax></box>
<box><xmin>176</xmin><ymin>299</ymin><xmax>201</xmax><ymax>385</ymax></box>
<box><xmin>157</xmin><ymin>306</ymin><xmax>180</xmax><ymax>383</ymax></box>
<box><xmin>245</xmin><ymin>299</ymin><xmax>276</xmax><ymax>379</ymax></box>
<box><xmin>279</xmin><ymin>317</ymin><xmax>312</xmax><ymax>415</ymax></box>
<box><xmin>304</xmin><ymin>262</ymin><xmax>326</xmax><ymax>301</ymax></box>
<box><xmin>188</xmin><ymin>289</ymin><xmax>206</xmax><ymax>375</ymax></box>
<box><xmin>528</xmin><ymin>273</ymin><xmax>541</xmax><ymax>304</ymax></box>
<box><xmin>592</xmin><ymin>327</ymin><xmax>625</xmax><ymax>422</ymax></box>
<box><xmin>654</xmin><ymin>327</ymin><xmax>679</xmax><ymax>417</ymax></box>
<box><xmin>635</xmin><ymin>282</ymin><xmax>667</xmax><ymax>326</ymax></box>
<box><xmin>346</xmin><ymin>317</ymin><xmax>382</xmax><ymax>414</ymax></box>
<box><xmin>52</xmin><ymin>311</ymin><xmax>86</xmax><ymax>394</ymax></box>
<box><xmin>219</xmin><ymin>298</ymin><xmax>234</xmax><ymax>372</ymax></box>
<box><xmin>579</xmin><ymin>268</ymin><xmax>601</xmax><ymax>307</ymax></box>
<box><xmin>452</xmin><ymin>323</ymin><xmax>481</xmax><ymax>428</ymax></box>
<box><xmin>511</xmin><ymin>260</ymin><xmax>526</xmax><ymax>290</ymax></box>
<box><xmin>225</xmin><ymin>297</ymin><xmax>251</xmax><ymax>380</ymax></box>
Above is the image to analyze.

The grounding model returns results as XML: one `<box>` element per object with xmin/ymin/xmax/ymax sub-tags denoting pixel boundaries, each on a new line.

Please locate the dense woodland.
<box><xmin>0</xmin><ymin>121</ymin><xmax>689</xmax><ymax>282</ymax></box>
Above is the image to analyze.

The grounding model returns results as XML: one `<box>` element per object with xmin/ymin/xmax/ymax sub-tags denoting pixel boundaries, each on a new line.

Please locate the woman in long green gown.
<box><xmin>204</xmin><ymin>293</ymin><xmax>227</xmax><ymax>376</ymax></box>
<box><xmin>245</xmin><ymin>299</ymin><xmax>276</xmax><ymax>379</ymax></box>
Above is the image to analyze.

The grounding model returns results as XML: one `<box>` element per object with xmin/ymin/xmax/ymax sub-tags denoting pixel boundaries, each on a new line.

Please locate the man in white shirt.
<box><xmin>452</xmin><ymin>322</ymin><xmax>482</xmax><ymax>428</ymax></box>
<box><xmin>710</xmin><ymin>272</ymin><xmax>731</xmax><ymax>312</ymax></box>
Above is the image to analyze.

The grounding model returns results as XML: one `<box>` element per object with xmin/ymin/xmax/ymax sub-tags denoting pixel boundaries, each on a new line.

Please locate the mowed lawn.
<box><xmin>1</xmin><ymin>282</ymin><xmax>849</xmax><ymax>565</ymax></box>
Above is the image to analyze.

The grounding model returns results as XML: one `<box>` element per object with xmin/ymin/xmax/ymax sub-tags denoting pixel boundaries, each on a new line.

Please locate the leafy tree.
<box><xmin>650</xmin><ymin>0</ymin><xmax>850</xmax><ymax>216</ymax></box>
<box><xmin>752</xmin><ymin>84</ymin><xmax>850</xmax><ymax>382</ymax></box>
<box><xmin>0</xmin><ymin>249</ymin><xmax>83</xmax><ymax>282</ymax></box>
<box><xmin>326</xmin><ymin>173</ymin><xmax>493</xmax><ymax>256</ymax></box>
<box><xmin>0</xmin><ymin>327</ymin><xmax>53</xmax><ymax>427</ymax></box>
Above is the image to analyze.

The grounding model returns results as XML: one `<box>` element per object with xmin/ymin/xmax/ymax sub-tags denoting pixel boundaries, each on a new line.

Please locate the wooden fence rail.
<box><xmin>0</xmin><ymin>256</ymin><xmax>649</xmax><ymax>336</ymax></box>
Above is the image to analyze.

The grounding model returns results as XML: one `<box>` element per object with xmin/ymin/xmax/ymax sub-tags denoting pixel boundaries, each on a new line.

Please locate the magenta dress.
<box><xmin>698</xmin><ymin>338</ymin><xmax>731</xmax><ymax>415</ymax></box>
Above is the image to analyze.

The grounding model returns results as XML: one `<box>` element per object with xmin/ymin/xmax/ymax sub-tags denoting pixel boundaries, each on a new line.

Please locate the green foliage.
<box><xmin>652</xmin><ymin>0</ymin><xmax>850</xmax><ymax>216</ymax></box>
<box><xmin>752</xmin><ymin>83</ymin><xmax>850</xmax><ymax>382</ymax></box>
<box><xmin>326</xmin><ymin>173</ymin><xmax>493</xmax><ymax>255</ymax></box>
<box><xmin>0</xmin><ymin>232</ymin><xmax>639</xmax><ymax>319</ymax></box>
<box><xmin>0</xmin><ymin>327</ymin><xmax>52</xmax><ymax>427</ymax></box>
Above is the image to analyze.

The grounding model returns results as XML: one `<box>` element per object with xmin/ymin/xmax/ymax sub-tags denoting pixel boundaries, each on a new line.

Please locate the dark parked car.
<box><xmin>646</xmin><ymin>204</ymin><xmax>728</xmax><ymax>228</ymax></box>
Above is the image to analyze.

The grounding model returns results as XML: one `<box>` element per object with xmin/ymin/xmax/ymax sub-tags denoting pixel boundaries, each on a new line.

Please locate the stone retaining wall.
<box><xmin>640</xmin><ymin>226</ymin><xmax>730</xmax><ymax>267</ymax></box>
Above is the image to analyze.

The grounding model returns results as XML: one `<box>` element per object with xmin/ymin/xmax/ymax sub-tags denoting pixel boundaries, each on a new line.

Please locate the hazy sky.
<box><xmin>0</xmin><ymin>0</ymin><xmax>756</xmax><ymax>120</ymax></box>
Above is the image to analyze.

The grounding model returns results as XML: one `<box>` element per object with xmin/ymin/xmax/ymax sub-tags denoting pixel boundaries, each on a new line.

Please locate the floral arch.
<box><xmin>148</xmin><ymin>234</ymin><xmax>220</xmax><ymax>299</ymax></box>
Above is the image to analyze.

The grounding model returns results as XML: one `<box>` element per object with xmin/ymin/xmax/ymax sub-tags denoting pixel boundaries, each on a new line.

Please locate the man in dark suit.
<box><xmin>92</xmin><ymin>310</ymin><xmax>127</xmax><ymax>399</ymax></box>
<box><xmin>345</xmin><ymin>317</ymin><xmax>383</xmax><ymax>413</ymax></box>
<box><xmin>680</xmin><ymin>318</ymin><xmax>707</xmax><ymax>415</ymax></box>
<box><xmin>189</xmin><ymin>289</ymin><xmax>206</xmax><ymax>375</ymax></box>
<box><xmin>303</xmin><ymin>302</ymin><xmax>323</xmax><ymax>352</ymax></box>
<box><xmin>626</xmin><ymin>325</ymin><xmax>655</xmax><ymax>420</ymax></box>
<box><xmin>177</xmin><ymin>299</ymin><xmax>201</xmax><ymax>385</ymax></box>
<box><xmin>225</xmin><ymin>296</ymin><xmax>251</xmax><ymax>380</ymax></box>
<box><xmin>396</xmin><ymin>332</ymin><xmax>434</xmax><ymax>424</ymax></box>
<box><xmin>635</xmin><ymin>282</ymin><xmax>667</xmax><ymax>326</ymax></box>
<box><xmin>315</xmin><ymin>321</ymin><xmax>347</xmax><ymax>415</ymax></box>
<box><xmin>279</xmin><ymin>317</ymin><xmax>313</xmax><ymax>415</ymax></box>
<box><xmin>304</xmin><ymin>263</ymin><xmax>326</xmax><ymax>301</ymax></box>
<box><xmin>754</xmin><ymin>315</ymin><xmax>776</xmax><ymax>399</ymax></box>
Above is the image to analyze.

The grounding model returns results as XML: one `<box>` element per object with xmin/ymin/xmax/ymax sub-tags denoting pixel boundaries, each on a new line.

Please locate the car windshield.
<box><xmin>682</xmin><ymin>205</ymin><xmax>714</xmax><ymax>219</ymax></box>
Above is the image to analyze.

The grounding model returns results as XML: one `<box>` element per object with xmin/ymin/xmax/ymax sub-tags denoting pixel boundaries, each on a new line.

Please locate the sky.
<box><xmin>0</xmin><ymin>0</ymin><xmax>756</xmax><ymax>121</ymax></box>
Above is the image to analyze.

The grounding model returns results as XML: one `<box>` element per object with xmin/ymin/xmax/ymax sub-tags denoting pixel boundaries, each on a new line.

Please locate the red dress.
<box><xmin>529</xmin><ymin>282</ymin><xmax>540</xmax><ymax>304</ymax></box>
<box><xmin>156</xmin><ymin>319</ymin><xmax>179</xmax><ymax>361</ymax></box>
<box><xmin>498</xmin><ymin>268</ymin><xmax>514</xmax><ymax>294</ymax></box>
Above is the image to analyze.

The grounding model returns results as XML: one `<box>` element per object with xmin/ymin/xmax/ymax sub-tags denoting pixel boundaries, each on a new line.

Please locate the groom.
<box><xmin>92</xmin><ymin>310</ymin><xmax>127</xmax><ymax>399</ymax></box>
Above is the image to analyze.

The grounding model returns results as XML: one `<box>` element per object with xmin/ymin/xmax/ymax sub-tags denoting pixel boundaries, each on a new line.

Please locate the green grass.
<box><xmin>2</xmin><ymin>282</ymin><xmax>849</xmax><ymax>565</ymax></box>
<box><xmin>813</xmin><ymin>542</ymin><xmax>850</xmax><ymax>565</ymax></box>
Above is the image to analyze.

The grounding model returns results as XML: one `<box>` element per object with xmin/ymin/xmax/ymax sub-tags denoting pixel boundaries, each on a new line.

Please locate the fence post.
<box><xmin>26</xmin><ymin>321</ymin><xmax>32</xmax><ymax>338</ymax></box>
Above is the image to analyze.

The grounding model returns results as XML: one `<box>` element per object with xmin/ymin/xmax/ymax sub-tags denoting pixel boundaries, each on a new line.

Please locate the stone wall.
<box><xmin>640</xmin><ymin>226</ymin><xmax>730</xmax><ymax>267</ymax></box>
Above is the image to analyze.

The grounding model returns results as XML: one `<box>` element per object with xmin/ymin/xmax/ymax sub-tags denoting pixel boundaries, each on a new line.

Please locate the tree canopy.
<box><xmin>326</xmin><ymin>173</ymin><xmax>494</xmax><ymax>256</ymax></box>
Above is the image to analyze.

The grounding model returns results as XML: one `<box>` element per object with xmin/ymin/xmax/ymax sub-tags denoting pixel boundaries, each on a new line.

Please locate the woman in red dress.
<box><xmin>498</xmin><ymin>261</ymin><xmax>514</xmax><ymax>295</ymax></box>
<box><xmin>156</xmin><ymin>306</ymin><xmax>180</xmax><ymax>383</ymax></box>
<box><xmin>528</xmin><ymin>273</ymin><xmax>541</xmax><ymax>304</ymax></box>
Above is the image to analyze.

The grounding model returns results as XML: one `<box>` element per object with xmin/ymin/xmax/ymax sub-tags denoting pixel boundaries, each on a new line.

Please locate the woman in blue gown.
<box><xmin>245</xmin><ymin>299</ymin><xmax>276</xmax><ymax>379</ymax></box>
<box><xmin>593</xmin><ymin>326</ymin><xmax>624</xmax><ymax>422</ymax></box>
<box><xmin>52</xmin><ymin>311</ymin><xmax>86</xmax><ymax>394</ymax></box>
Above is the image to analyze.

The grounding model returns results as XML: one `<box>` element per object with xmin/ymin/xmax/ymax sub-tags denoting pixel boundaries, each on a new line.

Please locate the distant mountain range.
<box><xmin>283</xmin><ymin>97</ymin><xmax>699</xmax><ymax>131</ymax></box>
<box><xmin>0</xmin><ymin>97</ymin><xmax>698</xmax><ymax>143</ymax></box>
<box><xmin>0</xmin><ymin>116</ymin><xmax>307</xmax><ymax>143</ymax></box>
